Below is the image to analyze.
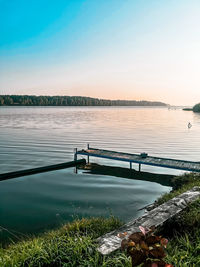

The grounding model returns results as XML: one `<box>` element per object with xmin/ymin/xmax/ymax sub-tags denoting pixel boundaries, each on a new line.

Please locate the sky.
<box><xmin>0</xmin><ymin>0</ymin><xmax>200</xmax><ymax>105</ymax></box>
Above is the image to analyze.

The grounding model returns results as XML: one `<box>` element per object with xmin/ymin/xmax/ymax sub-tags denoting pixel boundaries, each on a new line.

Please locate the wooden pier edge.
<box><xmin>0</xmin><ymin>159</ymin><xmax>86</xmax><ymax>181</ymax></box>
<box><xmin>76</xmin><ymin>147</ymin><xmax>200</xmax><ymax>172</ymax></box>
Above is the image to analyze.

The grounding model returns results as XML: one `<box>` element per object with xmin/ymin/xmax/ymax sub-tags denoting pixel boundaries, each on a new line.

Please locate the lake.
<box><xmin>0</xmin><ymin>106</ymin><xmax>199</xmax><ymax>242</ymax></box>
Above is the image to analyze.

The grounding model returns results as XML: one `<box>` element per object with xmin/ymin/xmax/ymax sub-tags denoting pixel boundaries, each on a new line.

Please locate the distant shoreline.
<box><xmin>0</xmin><ymin>95</ymin><xmax>167</xmax><ymax>107</ymax></box>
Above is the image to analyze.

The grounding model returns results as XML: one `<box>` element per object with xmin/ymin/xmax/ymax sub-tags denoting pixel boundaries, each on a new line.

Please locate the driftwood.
<box><xmin>97</xmin><ymin>186</ymin><xmax>200</xmax><ymax>255</ymax></box>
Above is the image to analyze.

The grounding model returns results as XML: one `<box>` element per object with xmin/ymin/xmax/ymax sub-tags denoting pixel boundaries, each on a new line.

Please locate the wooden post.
<box><xmin>139</xmin><ymin>163</ymin><xmax>141</xmax><ymax>172</ymax></box>
<box><xmin>87</xmin><ymin>144</ymin><xmax>90</xmax><ymax>163</ymax></box>
<box><xmin>74</xmin><ymin>148</ymin><xmax>77</xmax><ymax>161</ymax></box>
<box><xmin>74</xmin><ymin>165</ymin><xmax>78</xmax><ymax>174</ymax></box>
<box><xmin>130</xmin><ymin>162</ymin><xmax>132</xmax><ymax>169</ymax></box>
<box><xmin>74</xmin><ymin>148</ymin><xmax>78</xmax><ymax>173</ymax></box>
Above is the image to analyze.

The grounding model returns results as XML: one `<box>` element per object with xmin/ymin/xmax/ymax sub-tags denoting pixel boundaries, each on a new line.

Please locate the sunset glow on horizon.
<box><xmin>0</xmin><ymin>0</ymin><xmax>200</xmax><ymax>105</ymax></box>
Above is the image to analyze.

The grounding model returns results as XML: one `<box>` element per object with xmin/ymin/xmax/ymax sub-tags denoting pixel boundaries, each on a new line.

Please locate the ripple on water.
<box><xmin>1</xmin><ymin>106</ymin><xmax>200</xmax><ymax>240</ymax></box>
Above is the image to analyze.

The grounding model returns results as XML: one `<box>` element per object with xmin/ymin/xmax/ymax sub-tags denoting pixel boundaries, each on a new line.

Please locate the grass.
<box><xmin>0</xmin><ymin>217</ymin><xmax>131</xmax><ymax>267</ymax></box>
<box><xmin>156</xmin><ymin>173</ymin><xmax>200</xmax><ymax>266</ymax></box>
<box><xmin>156</xmin><ymin>172</ymin><xmax>200</xmax><ymax>205</ymax></box>
<box><xmin>0</xmin><ymin>173</ymin><xmax>200</xmax><ymax>266</ymax></box>
<box><xmin>166</xmin><ymin>228</ymin><xmax>200</xmax><ymax>266</ymax></box>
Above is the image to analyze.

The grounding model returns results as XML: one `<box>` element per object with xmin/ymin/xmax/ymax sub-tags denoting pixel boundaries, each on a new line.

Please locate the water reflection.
<box><xmin>81</xmin><ymin>163</ymin><xmax>174</xmax><ymax>187</ymax></box>
<box><xmin>1</xmin><ymin>106</ymin><xmax>199</xmax><ymax>243</ymax></box>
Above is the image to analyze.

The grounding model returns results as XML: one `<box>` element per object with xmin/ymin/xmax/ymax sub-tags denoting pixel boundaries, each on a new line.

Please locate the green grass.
<box><xmin>0</xmin><ymin>173</ymin><xmax>200</xmax><ymax>267</ymax></box>
<box><xmin>156</xmin><ymin>172</ymin><xmax>200</xmax><ymax>205</ymax></box>
<box><xmin>166</xmin><ymin>227</ymin><xmax>200</xmax><ymax>266</ymax></box>
<box><xmin>0</xmin><ymin>217</ymin><xmax>131</xmax><ymax>267</ymax></box>
<box><xmin>156</xmin><ymin>173</ymin><xmax>200</xmax><ymax>267</ymax></box>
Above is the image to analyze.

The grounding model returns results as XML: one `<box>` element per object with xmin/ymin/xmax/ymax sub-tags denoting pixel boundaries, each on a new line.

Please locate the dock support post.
<box><xmin>74</xmin><ymin>148</ymin><xmax>77</xmax><ymax>161</ymax></box>
<box><xmin>139</xmin><ymin>163</ymin><xmax>141</xmax><ymax>172</ymax></box>
<box><xmin>87</xmin><ymin>143</ymin><xmax>90</xmax><ymax>163</ymax></box>
<box><xmin>130</xmin><ymin>162</ymin><xmax>132</xmax><ymax>169</ymax></box>
<box><xmin>74</xmin><ymin>148</ymin><xmax>78</xmax><ymax>173</ymax></box>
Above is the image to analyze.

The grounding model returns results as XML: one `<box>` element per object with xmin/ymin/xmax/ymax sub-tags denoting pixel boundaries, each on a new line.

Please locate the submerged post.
<box><xmin>130</xmin><ymin>162</ymin><xmax>132</xmax><ymax>169</ymax></box>
<box><xmin>74</xmin><ymin>148</ymin><xmax>78</xmax><ymax>173</ymax></box>
<box><xmin>87</xmin><ymin>143</ymin><xmax>90</xmax><ymax>163</ymax></box>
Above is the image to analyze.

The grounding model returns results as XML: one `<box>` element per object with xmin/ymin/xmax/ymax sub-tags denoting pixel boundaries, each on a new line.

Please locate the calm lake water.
<box><xmin>0</xmin><ymin>106</ymin><xmax>200</xmax><ymax>242</ymax></box>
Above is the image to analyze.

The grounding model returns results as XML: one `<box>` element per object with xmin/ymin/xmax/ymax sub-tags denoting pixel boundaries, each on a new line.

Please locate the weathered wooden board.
<box><xmin>97</xmin><ymin>186</ymin><xmax>200</xmax><ymax>255</ymax></box>
<box><xmin>0</xmin><ymin>159</ymin><xmax>86</xmax><ymax>181</ymax></box>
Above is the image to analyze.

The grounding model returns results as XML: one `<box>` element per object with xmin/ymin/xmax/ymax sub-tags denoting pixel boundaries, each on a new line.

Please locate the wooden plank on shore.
<box><xmin>97</xmin><ymin>186</ymin><xmax>200</xmax><ymax>255</ymax></box>
<box><xmin>0</xmin><ymin>159</ymin><xmax>86</xmax><ymax>181</ymax></box>
<box><xmin>76</xmin><ymin>148</ymin><xmax>200</xmax><ymax>172</ymax></box>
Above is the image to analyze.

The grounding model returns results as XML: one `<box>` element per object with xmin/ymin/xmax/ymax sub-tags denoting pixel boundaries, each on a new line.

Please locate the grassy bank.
<box><xmin>0</xmin><ymin>217</ymin><xmax>131</xmax><ymax>267</ymax></box>
<box><xmin>157</xmin><ymin>173</ymin><xmax>200</xmax><ymax>266</ymax></box>
<box><xmin>0</xmin><ymin>173</ymin><xmax>200</xmax><ymax>266</ymax></box>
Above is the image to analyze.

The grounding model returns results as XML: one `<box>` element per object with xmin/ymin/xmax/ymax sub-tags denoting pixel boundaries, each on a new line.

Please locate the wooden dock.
<box><xmin>76</xmin><ymin>146</ymin><xmax>200</xmax><ymax>172</ymax></box>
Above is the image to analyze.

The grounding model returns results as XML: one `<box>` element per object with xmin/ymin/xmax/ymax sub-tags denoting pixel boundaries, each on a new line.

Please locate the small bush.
<box><xmin>121</xmin><ymin>226</ymin><xmax>173</xmax><ymax>266</ymax></box>
<box><xmin>193</xmin><ymin>103</ymin><xmax>200</xmax><ymax>112</ymax></box>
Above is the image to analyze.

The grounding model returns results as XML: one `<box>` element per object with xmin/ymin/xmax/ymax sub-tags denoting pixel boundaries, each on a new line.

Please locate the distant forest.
<box><xmin>0</xmin><ymin>95</ymin><xmax>167</xmax><ymax>106</ymax></box>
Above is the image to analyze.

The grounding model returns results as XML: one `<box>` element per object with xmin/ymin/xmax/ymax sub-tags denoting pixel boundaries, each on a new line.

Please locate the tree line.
<box><xmin>0</xmin><ymin>95</ymin><xmax>167</xmax><ymax>106</ymax></box>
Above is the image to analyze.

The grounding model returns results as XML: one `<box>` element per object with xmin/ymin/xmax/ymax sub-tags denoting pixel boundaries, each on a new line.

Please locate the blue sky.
<box><xmin>0</xmin><ymin>0</ymin><xmax>200</xmax><ymax>105</ymax></box>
